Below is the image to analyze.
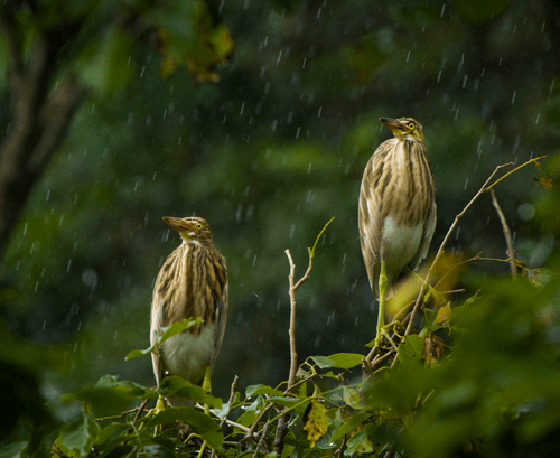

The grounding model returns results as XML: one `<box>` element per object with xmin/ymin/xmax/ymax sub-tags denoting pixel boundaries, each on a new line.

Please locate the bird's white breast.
<box><xmin>161</xmin><ymin>325</ymin><xmax>214</xmax><ymax>384</ymax></box>
<box><xmin>382</xmin><ymin>216</ymin><xmax>423</xmax><ymax>270</ymax></box>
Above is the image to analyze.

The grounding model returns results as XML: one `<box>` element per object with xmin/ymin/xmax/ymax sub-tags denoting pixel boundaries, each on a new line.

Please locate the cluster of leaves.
<box><xmin>4</xmin><ymin>263</ymin><xmax>559</xmax><ymax>458</ymax></box>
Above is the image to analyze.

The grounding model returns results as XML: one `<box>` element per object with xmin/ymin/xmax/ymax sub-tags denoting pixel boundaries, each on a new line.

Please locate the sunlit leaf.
<box><xmin>303</xmin><ymin>401</ymin><xmax>328</xmax><ymax>447</ymax></box>
<box><xmin>310</xmin><ymin>355</ymin><xmax>335</xmax><ymax>368</ymax></box>
<box><xmin>325</xmin><ymin>353</ymin><xmax>363</xmax><ymax>369</ymax></box>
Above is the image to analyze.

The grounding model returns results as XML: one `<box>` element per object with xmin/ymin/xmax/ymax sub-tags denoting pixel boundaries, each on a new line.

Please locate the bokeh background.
<box><xmin>1</xmin><ymin>0</ymin><xmax>560</xmax><ymax>422</ymax></box>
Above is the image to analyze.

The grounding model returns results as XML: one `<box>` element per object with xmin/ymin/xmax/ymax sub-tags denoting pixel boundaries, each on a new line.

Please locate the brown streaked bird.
<box><xmin>358</xmin><ymin>118</ymin><xmax>436</xmax><ymax>345</ymax></box>
<box><xmin>150</xmin><ymin>216</ymin><xmax>228</xmax><ymax>406</ymax></box>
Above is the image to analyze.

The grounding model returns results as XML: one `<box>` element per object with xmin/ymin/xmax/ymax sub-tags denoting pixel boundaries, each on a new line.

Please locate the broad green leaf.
<box><xmin>160</xmin><ymin>376</ymin><xmax>222</xmax><ymax>407</ymax></box>
<box><xmin>398</xmin><ymin>335</ymin><xmax>424</xmax><ymax>366</ymax></box>
<box><xmin>310</xmin><ymin>355</ymin><xmax>335</xmax><ymax>368</ymax></box>
<box><xmin>62</xmin><ymin>374</ymin><xmax>152</xmax><ymax>417</ymax></box>
<box><xmin>145</xmin><ymin>406</ymin><xmax>222</xmax><ymax>450</ymax></box>
<box><xmin>245</xmin><ymin>384</ymin><xmax>283</xmax><ymax>397</ymax></box>
<box><xmin>125</xmin><ymin>318</ymin><xmax>203</xmax><ymax>361</ymax></box>
<box><xmin>325</xmin><ymin>353</ymin><xmax>364</xmax><ymax>369</ymax></box>
<box><xmin>330</xmin><ymin>412</ymin><xmax>372</xmax><ymax>442</ymax></box>
<box><xmin>59</xmin><ymin>413</ymin><xmax>97</xmax><ymax>457</ymax></box>
<box><xmin>0</xmin><ymin>441</ymin><xmax>27</xmax><ymax>458</ymax></box>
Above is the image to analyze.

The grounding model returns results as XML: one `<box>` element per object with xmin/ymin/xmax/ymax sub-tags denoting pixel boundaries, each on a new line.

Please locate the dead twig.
<box><xmin>405</xmin><ymin>157</ymin><xmax>546</xmax><ymax>337</ymax></box>
<box><xmin>491</xmin><ymin>189</ymin><xmax>516</xmax><ymax>279</ymax></box>
<box><xmin>220</xmin><ymin>375</ymin><xmax>239</xmax><ymax>428</ymax></box>
<box><xmin>273</xmin><ymin>218</ymin><xmax>334</xmax><ymax>454</ymax></box>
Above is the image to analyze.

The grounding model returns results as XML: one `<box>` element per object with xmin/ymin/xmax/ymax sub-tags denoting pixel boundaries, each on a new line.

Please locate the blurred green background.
<box><xmin>1</xmin><ymin>0</ymin><xmax>559</xmax><ymax>428</ymax></box>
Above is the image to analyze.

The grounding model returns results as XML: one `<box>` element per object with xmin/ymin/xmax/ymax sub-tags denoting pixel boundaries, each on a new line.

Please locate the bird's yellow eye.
<box><xmin>196</xmin><ymin>223</ymin><xmax>203</xmax><ymax>231</ymax></box>
<box><xmin>407</xmin><ymin>122</ymin><xmax>415</xmax><ymax>131</ymax></box>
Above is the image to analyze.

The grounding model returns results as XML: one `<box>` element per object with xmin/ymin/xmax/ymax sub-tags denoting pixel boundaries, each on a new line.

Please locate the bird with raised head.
<box><xmin>150</xmin><ymin>216</ymin><xmax>228</xmax><ymax>407</ymax></box>
<box><xmin>358</xmin><ymin>117</ymin><xmax>436</xmax><ymax>348</ymax></box>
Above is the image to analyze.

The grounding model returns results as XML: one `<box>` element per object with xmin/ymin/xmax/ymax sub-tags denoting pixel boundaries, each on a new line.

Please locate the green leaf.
<box><xmin>145</xmin><ymin>407</ymin><xmax>223</xmax><ymax>450</ymax></box>
<box><xmin>310</xmin><ymin>355</ymin><xmax>335</xmax><ymax>368</ymax></box>
<box><xmin>398</xmin><ymin>335</ymin><xmax>424</xmax><ymax>366</ymax></box>
<box><xmin>62</xmin><ymin>374</ymin><xmax>153</xmax><ymax>417</ymax></box>
<box><xmin>125</xmin><ymin>318</ymin><xmax>203</xmax><ymax>361</ymax></box>
<box><xmin>160</xmin><ymin>376</ymin><xmax>222</xmax><ymax>407</ymax></box>
<box><xmin>59</xmin><ymin>413</ymin><xmax>97</xmax><ymax>457</ymax></box>
<box><xmin>0</xmin><ymin>441</ymin><xmax>27</xmax><ymax>458</ymax></box>
<box><xmin>325</xmin><ymin>353</ymin><xmax>364</xmax><ymax>369</ymax></box>
<box><xmin>330</xmin><ymin>412</ymin><xmax>372</xmax><ymax>442</ymax></box>
<box><xmin>245</xmin><ymin>384</ymin><xmax>283</xmax><ymax>397</ymax></box>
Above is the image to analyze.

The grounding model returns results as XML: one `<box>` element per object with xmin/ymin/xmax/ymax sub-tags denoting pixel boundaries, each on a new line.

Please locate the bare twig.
<box><xmin>491</xmin><ymin>190</ymin><xmax>516</xmax><ymax>279</ymax></box>
<box><xmin>404</xmin><ymin>158</ymin><xmax>543</xmax><ymax>337</ymax></box>
<box><xmin>131</xmin><ymin>399</ymin><xmax>150</xmax><ymax>427</ymax></box>
<box><xmin>273</xmin><ymin>218</ymin><xmax>334</xmax><ymax>454</ymax></box>
<box><xmin>220</xmin><ymin>375</ymin><xmax>239</xmax><ymax>428</ymax></box>
<box><xmin>252</xmin><ymin>421</ymin><xmax>269</xmax><ymax>458</ymax></box>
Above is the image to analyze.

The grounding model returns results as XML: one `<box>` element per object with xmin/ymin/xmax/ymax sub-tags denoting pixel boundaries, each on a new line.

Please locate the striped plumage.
<box><xmin>358</xmin><ymin>118</ymin><xmax>436</xmax><ymax>300</ymax></box>
<box><xmin>150</xmin><ymin>216</ymin><xmax>227</xmax><ymax>404</ymax></box>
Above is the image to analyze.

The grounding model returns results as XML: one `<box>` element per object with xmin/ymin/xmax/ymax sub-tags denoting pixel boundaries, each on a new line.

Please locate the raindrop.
<box><xmin>46</xmin><ymin>189</ymin><xmax>50</xmax><ymax>201</ymax></box>
<box><xmin>140</xmin><ymin>66</ymin><xmax>145</xmax><ymax>77</ymax></box>
<box><xmin>406</xmin><ymin>50</ymin><xmax>411</xmax><ymax>63</ymax></box>
<box><xmin>276</xmin><ymin>50</ymin><xmax>282</xmax><ymax>65</ymax></box>
<box><xmin>462</xmin><ymin>75</ymin><xmax>467</xmax><ymax>88</ymax></box>
<box><xmin>296</xmin><ymin>127</ymin><xmax>301</xmax><ymax>139</ymax></box>
<box><xmin>252</xmin><ymin>255</ymin><xmax>257</xmax><ymax>267</ymax></box>
<box><xmin>82</xmin><ymin>269</ymin><xmax>98</xmax><ymax>290</ymax></box>
<box><xmin>289</xmin><ymin>224</ymin><xmax>296</xmax><ymax>238</ymax></box>
<box><xmin>535</xmin><ymin>113</ymin><xmax>540</xmax><ymax>124</ymax></box>
<box><xmin>464</xmin><ymin>178</ymin><xmax>468</xmax><ymax>190</ymax></box>
<box><xmin>271</xmin><ymin>120</ymin><xmax>278</xmax><ymax>131</ymax></box>
<box><xmin>240</xmin><ymin>102</ymin><xmax>245</xmax><ymax>115</ymax></box>
<box><xmin>437</xmin><ymin>71</ymin><xmax>441</xmax><ymax>83</ymax></box>
<box><xmin>67</xmin><ymin>260</ymin><xmax>72</xmax><ymax>272</ymax></box>
<box><xmin>511</xmin><ymin>91</ymin><xmax>516</xmax><ymax>104</ymax></box>
<box><xmin>317</xmin><ymin>106</ymin><xmax>323</xmax><ymax>118</ymax></box>
<box><xmin>456</xmin><ymin>227</ymin><xmax>461</xmax><ymax>240</ymax></box>
<box><xmin>302</xmin><ymin>58</ymin><xmax>307</xmax><ymax>68</ymax></box>
<box><xmin>440</xmin><ymin>4</ymin><xmax>446</xmax><ymax>17</ymax></box>
<box><xmin>518</xmin><ymin>203</ymin><xmax>534</xmax><ymax>221</ymax></box>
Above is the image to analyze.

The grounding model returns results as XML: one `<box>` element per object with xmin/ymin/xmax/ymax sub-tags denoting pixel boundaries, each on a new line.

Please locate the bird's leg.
<box><xmin>374</xmin><ymin>260</ymin><xmax>388</xmax><ymax>351</ymax></box>
<box><xmin>145</xmin><ymin>394</ymin><xmax>167</xmax><ymax>436</ymax></box>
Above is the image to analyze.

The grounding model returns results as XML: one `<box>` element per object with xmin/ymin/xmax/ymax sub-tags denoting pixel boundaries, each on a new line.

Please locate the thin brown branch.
<box><xmin>252</xmin><ymin>421</ymin><xmax>269</xmax><ymax>458</ymax></box>
<box><xmin>220</xmin><ymin>375</ymin><xmax>239</xmax><ymax>428</ymax></box>
<box><xmin>484</xmin><ymin>156</ymin><xmax>548</xmax><ymax>193</ymax></box>
<box><xmin>491</xmin><ymin>189</ymin><xmax>516</xmax><ymax>279</ymax></box>
<box><xmin>405</xmin><ymin>161</ymin><xmax>513</xmax><ymax>336</ymax></box>
<box><xmin>274</xmin><ymin>218</ymin><xmax>334</xmax><ymax>454</ymax></box>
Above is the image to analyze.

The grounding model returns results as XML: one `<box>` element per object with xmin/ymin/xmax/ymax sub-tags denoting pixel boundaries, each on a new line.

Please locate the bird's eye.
<box><xmin>407</xmin><ymin>122</ymin><xmax>415</xmax><ymax>130</ymax></box>
<box><xmin>196</xmin><ymin>223</ymin><xmax>203</xmax><ymax>230</ymax></box>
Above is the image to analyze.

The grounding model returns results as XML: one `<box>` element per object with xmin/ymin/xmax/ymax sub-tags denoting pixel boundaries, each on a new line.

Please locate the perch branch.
<box><xmin>404</xmin><ymin>157</ymin><xmax>544</xmax><ymax>337</ymax></box>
